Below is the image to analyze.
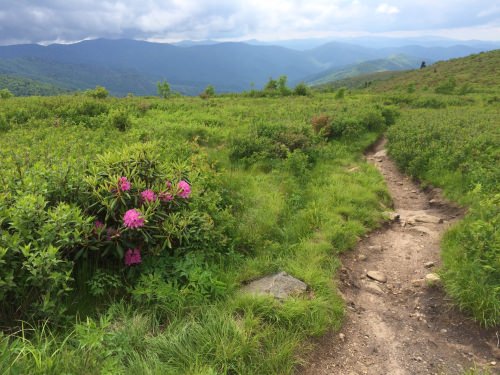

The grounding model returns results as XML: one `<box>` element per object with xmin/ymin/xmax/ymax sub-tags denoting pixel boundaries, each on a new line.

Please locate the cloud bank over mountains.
<box><xmin>0</xmin><ymin>0</ymin><xmax>499</xmax><ymax>45</ymax></box>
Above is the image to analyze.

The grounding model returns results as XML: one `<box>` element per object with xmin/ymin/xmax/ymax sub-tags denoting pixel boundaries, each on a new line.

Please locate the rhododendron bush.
<box><xmin>0</xmin><ymin>142</ymin><xmax>234</xmax><ymax>321</ymax></box>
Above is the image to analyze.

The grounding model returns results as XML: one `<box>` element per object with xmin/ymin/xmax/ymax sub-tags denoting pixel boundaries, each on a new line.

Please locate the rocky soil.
<box><xmin>301</xmin><ymin>138</ymin><xmax>499</xmax><ymax>375</ymax></box>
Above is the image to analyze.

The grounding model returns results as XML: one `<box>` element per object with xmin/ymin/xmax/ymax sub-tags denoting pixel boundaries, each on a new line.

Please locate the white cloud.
<box><xmin>0</xmin><ymin>0</ymin><xmax>499</xmax><ymax>45</ymax></box>
<box><xmin>376</xmin><ymin>3</ymin><xmax>400</xmax><ymax>15</ymax></box>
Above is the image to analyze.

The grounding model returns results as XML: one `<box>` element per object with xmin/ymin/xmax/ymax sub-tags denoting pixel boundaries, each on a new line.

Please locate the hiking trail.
<box><xmin>301</xmin><ymin>138</ymin><xmax>499</xmax><ymax>375</ymax></box>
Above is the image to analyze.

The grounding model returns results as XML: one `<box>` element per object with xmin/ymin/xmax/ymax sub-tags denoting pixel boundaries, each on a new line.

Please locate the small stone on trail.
<box><xmin>358</xmin><ymin>254</ymin><xmax>367</xmax><ymax>261</ymax></box>
<box><xmin>491</xmin><ymin>361</ymin><xmax>497</xmax><ymax>366</ymax></box>
<box><xmin>425</xmin><ymin>273</ymin><xmax>441</xmax><ymax>285</ymax></box>
<box><xmin>410</xmin><ymin>226</ymin><xmax>434</xmax><ymax>236</ymax></box>
<box><xmin>424</xmin><ymin>261</ymin><xmax>435</xmax><ymax>268</ymax></box>
<box><xmin>368</xmin><ymin>245</ymin><xmax>383</xmax><ymax>252</ymax></box>
<box><xmin>397</xmin><ymin>181</ymin><xmax>404</xmax><ymax>186</ymax></box>
<box><xmin>339</xmin><ymin>333</ymin><xmax>346</xmax><ymax>342</ymax></box>
<box><xmin>373</xmin><ymin>150</ymin><xmax>387</xmax><ymax>158</ymax></box>
<box><xmin>366</xmin><ymin>271</ymin><xmax>387</xmax><ymax>283</ymax></box>
<box><xmin>364</xmin><ymin>282</ymin><xmax>384</xmax><ymax>295</ymax></box>
<box><xmin>440</xmin><ymin>329</ymin><xmax>448</xmax><ymax>333</ymax></box>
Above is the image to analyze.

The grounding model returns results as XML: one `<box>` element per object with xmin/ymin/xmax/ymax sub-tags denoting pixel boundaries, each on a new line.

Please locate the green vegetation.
<box><xmin>370</xmin><ymin>50</ymin><xmax>500</xmax><ymax>94</ymax></box>
<box><xmin>0</xmin><ymin>48</ymin><xmax>498</xmax><ymax>373</ymax></box>
<box><xmin>0</xmin><ymin>74</ymin><xmax>68</xmax><ymax>96</ymax></box>
<box><xmin>0</xmin><ymin>93</ymin><xmax>392</xmax><ymax>373</ymax></box>
<box><xmin>384</xmin><ymin>50</ymin><xmax>500</xmax><ymax>326</ymax></box>
<box><xmin>388</xmin><ymin>107</ymin><xmax>499</xmax><ymax>327</ymax></box>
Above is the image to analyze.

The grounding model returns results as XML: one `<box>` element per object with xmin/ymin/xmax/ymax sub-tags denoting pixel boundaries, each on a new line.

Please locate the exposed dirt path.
<box><xmin>301</xmin><ymin>138</ymin><xmax>499</xmax><ymax>375</ymax></box>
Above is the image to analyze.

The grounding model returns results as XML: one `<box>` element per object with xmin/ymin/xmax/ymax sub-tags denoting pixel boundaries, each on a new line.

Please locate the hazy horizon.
<box><xmin>1</xmin><ymin>1</ymin><xmax>499</xmax><ymax>46</ymax></box>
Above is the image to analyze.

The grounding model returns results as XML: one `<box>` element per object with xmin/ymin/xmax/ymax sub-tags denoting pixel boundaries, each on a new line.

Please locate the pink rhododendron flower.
<box><xmin>166</xmin><ymin>181</ymin><xmax>172</xmax><ymax>188</ymax></box>
<box><xmin>124</xmin><ymin>248</ymin><xmax>142</xmax><ymax>266</ymax></box>
<box><xmin>159</xmin><ymin>192</ymin><xmax>174</xmax><ymax>202</ymax></box>
<box><xmin>141</xmin><ymin>189</ymin><xmax>157</xmax><ymax>202</ymax></box>
<box><xmin>177</xmin><ymin>180</ymin><xmax>191</xmax><ymax>199</ymax></box>
<box><xmin>119</xmin><ymin>177</ymin><xmax>131</xmax><ymax>191</ymax></box>
<box><xmin>123</xmin><ymin>209</ymin><xmax>145</xmax><ymax>228</ymax></box>
<box><xmin>94</xmin><ymin>220</ymin><xmax>104</xmax><ymax>229</ymax></box>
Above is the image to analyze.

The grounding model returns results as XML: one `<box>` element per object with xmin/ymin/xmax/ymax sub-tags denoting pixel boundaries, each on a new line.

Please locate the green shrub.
<box><xmin>108</xmin><ymin>109</ymin><xmax>131</xmax><ymax>132</ymax></box>
<box><xmin>335</xmin><ymin>87</ymin><xmax>347</xmax><ymax>99</ymax></box>
<box><xmin>293</xmin><ymin>82</ymin><xmax>309</xmax><ymax>96</ymax></box>
<box><xmin>85</xmin><ymin>86</ymin><xmax>109</xmax><ymax>99</ymax></box>
<box><xmin>0</xmin><ymin>88</ymin><xmax>13</xmax><ymax>99</ymax></box>
<box><xmin>157</xmin><ymin>81</ymin><xmax>171</xmax><ymax>98</ymax></box>
<box><xmin>0</xmin><ymin>113</ymin><xmax>10</xmax><ymax>132</ymax></box>
<box><xmin>0</xmin><ymin>195</ymin><xmax>92</xmax><ymax>321</ymax></box>
<box><xmin>435</xmin><ymin>77</ymin><xmax>457</xmax><ymax>94</ymax></box>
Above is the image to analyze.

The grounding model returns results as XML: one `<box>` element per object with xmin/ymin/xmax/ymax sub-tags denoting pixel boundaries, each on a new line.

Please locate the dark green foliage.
<box><xmin>157</xmin><ymin>80</ymin><xmax>171</xmax><ymax>98</ymax></box>
<box><xmin>85</xmin><ymin>86</ymin><xmax>109</xmax><ymax>99</ymax></box>
<box><xmin>334</xmin><ymin>87</ymin><xmax>347</xmax><ymax>99</ymax></box>
<box><xmin>0</xmin><ymin>74</ymin><xmax>68</xmax><ymax>96</ymax></box>
<box><xmin>293</xmin><ymin>82</ymin><xmax>310</xmax><ymax>96</ymax></box>
<box><xmin>0</xmin><ymin>88</ymin><xmax>14</xmax><ymax>98</ymax></box>
<box><xmin>108</xmin><ymin>109</ymin><xmax>131</xmax><ymax>131</ymax></box>
<box><xmin>200</xmin><ymin>84</ymin><xmax>216</xmax><ymax>99</ymax></box>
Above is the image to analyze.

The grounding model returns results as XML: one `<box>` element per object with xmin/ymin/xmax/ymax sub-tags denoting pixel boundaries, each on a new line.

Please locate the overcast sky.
<box><xmin>0</xmin><ymin>0</ymin><xmax>499</xmax><ymax>45</ymax></box>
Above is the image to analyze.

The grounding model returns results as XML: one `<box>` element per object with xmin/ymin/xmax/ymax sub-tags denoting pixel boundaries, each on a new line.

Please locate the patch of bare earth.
<box><xmin>300</xmin><ymin>138</ymin><xmax>499</xmax><ymax>375</ymax></box>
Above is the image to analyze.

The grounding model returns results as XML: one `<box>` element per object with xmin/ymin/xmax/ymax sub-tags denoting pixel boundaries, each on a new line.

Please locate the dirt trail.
<box><xmin>301</xmin><ymin>138</ymin><xmax>499</xmax><ymax>375</ymax></box>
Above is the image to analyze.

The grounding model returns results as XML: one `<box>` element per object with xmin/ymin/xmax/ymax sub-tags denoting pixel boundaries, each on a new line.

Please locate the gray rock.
<box><xmin>368</xmin><ymin>245</ymin><xmax>383</xmax><ymax>252</ymax></box>
<box><xmin>358</xmin><ymin>254</ymin><xmax>367</xmax><ymax>261</ymax></box>
<box><xmin>241</xmin><ymin>272</ymin><xmax>308</xmax><ymax>300</ymax></box>
<box><xmin>373</xmin><ymin>149</ymin><xmax>387</xmax><ymax>158</ymax></box>
<box><xmin>364</xmin><ymin>282</ymin><xmax>384</xmax><ymax>295</ymax></box>
<box><xmin>424</xmin><ymin>261</ymin><xmax>435</xmax><ymax>268</ymax></box>
<box><xmin>366</xmin><ymin>271</ymin><xmax>387</xmax><ymax>283</ymax></box>
<box><xmin>409</xmin><ymin>226</ymin><xmax>434</xmax><ymax>236</ymax></box>
<box><xmin>425</xmin><ymin>273</ymin><xmax>441</xmax><ymax>285</ymax></box>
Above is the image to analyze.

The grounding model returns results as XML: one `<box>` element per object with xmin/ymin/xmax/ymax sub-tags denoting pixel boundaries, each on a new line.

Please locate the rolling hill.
<box><xmin>305</xmin><ymin>54</ymin><xmax>423</xmax><ymax>86</ymax></box>
<box><xmin>368</xmin><ymin>49</ymin><xmax>500</xmax><ymax>93</ymax></box>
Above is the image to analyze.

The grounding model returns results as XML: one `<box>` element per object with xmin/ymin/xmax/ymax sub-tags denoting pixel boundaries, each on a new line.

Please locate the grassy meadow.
<box><xmin>0</xmin><ymin>49</ymin><xmax>498</xmax><ymax>374</ymax></box>
<box><xmin>0</xmin><ymin>93</ymin><xmax>392</xmax><ymax>373</ymax></box>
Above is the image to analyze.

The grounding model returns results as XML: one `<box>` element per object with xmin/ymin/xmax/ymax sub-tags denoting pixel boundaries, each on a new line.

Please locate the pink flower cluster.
<box><xmin>124</xmin><ymin>248</ymin><xmax>142</xmax><ymax>266</ymax></box>
<box><xmin>177</xmin><ymin>180</ymin><xmax>191</xmax><ymax>199</ymax></box>
<box><xmin>119</xmin><ymin>177</ymin><xmax>131</xmax><ymax>191</ymax></box>
<box><xmin>123</xmin><ymin>209</ymin><xmax>145</xmax><ymax>228</ymax></box>
<box><xmin>141</xmin><ymin>189</ymin><xmax>157</xmax><ymax>202</ymax></box>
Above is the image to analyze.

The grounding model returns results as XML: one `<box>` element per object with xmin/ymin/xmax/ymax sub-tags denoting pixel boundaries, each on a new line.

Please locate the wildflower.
<box><xmin>94</xmin><ymin>220</ymin><xmax>104</xmax><ymax>229</ymax></box>
<box><xmin>124</xmin><ymin>248</ymin><xmax>142</xmax><ymax>266</ymax></box>
<box><xmin>119</xmin><ymin>177</ymin><xmax>131</xmax><ymax>192</ymax></box>
<box><xmin>177</xmin><ymin>180</ymin><xmax>191</xmax><ymax>199</ymax></box>
<box><xmin>159</xmin><ymin>191</ymin><xmax>174</xmax><ymax>202</ymax></box>
<box><xmin>141</xmin><ymin>189</ymin><xmax>157</xmax><ymax>202</ymax></box>
<box><xmin>123</xmin><ymin>209</ymin><xmax>145</xmax><ymax>228</ymax></box>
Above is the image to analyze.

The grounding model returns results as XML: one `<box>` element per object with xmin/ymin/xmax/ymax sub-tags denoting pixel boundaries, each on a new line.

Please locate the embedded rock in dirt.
<box><xmin>373</xmin><ymin>149</ymin><xmax>387</xmax><ymax>158</ymax></box>
<box><xmin>241</xmin><ymin>271</ymin><xmax>308</xmax><ymax>300</ymax></box>
<box><xmin>401</xmin><ymin>210</ymin><xmax>443</xmax><ymax>224</ymax></box>
<box><xmin>409</xmin><ymin>226</ymin><xmax>434</xmax><ymax>236</ymax></box>
<box><xmin>366</xmin><ymin>271</ymin><xmax>387</xmax><ymax>283</ymax></box>
<box><xmin>364</xmin><ymin>282</ymin><xmax>384</xmax><ymax>295</ymax></box>
<box><xmin>425</xmin><ymin>273</ymin><xmax>441</xmax><ymax>285</ymax></box>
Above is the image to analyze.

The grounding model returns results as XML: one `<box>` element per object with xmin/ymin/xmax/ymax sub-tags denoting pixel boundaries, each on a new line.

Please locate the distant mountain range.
<box><xmin>0</xmin><ymin>38</ymin><xmax>497</xmax><ymax>96</ymax></box>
